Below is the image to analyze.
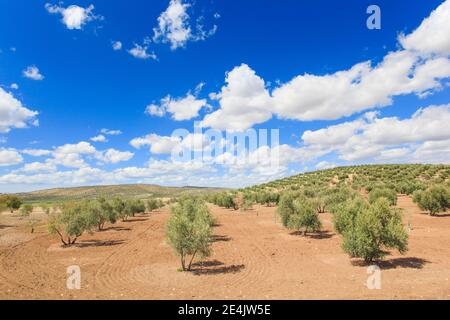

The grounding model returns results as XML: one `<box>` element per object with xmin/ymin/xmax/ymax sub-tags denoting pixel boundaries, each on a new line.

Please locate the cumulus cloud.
<box><xmin>23</xmin><ymin>66</ymin><xmax>44</xmax><ymax>81</ymax></box>
<box><xmin>0</xmin><ymin>149</ymin><xmax>23</xmax><ymax>167</ymax></box>
<box><xmin>202</xmin><ymin>64</ymin><xmax>273</xmax><ymax>131</ymax></box>
<box><xmin>90</xmin><ymin>134</ymin><xmax>107</xmax><ymax>142</ymax></box>
<box><xmin>301</xmin><ymin>104</ymin><xmax>450</xmax><ymax>163</ymax></box>
<box><xmin>45</xmin><ymin>3</ymin><xmax>102</xmax><ymax>30</ymax></box>
<box><xmin>399</xmin><ymin>0</ymin><xmax>450</xmax><ymax>56</ymax></box>
<box><xmin>10</xmin><ymin>83</ymin><xmax>19</xmax><ymax>90</ymax></box>
<box><xmin>153</xmin><ymin>0</ymin><xmax>217</xmax><ymax>50</ymax></box>
<box><xmin>18</xmin><ymin>161</ymin><xmax>56</xmax><ymax>173</ymax></box>
<box><xmin>145</xmin><ymin>91</ymin><xmax>209</xmax><ymax>121</ymax></box>
<box><xmin>95</xmin><ymin>149</ymin><xmax>134</xmax><ymax>164</ymax></box>
<box><xmin>130</xmin><ymin>134</ymin><xmax>181</xmax><ymax>154</ymax></box>
<box><xmin>0</xmin><ymin>87</ymin><xmax>38</xmax><ymax>133</ymax></box>
<box><xmin>202</xmin><ymin>0</ymin><xmax>450</xmax><ymax>130</ymax></box>
<box><xmin>21</xmin><ymin>149</ymin><xmax>52</xmax><ymax>157</ymax></box>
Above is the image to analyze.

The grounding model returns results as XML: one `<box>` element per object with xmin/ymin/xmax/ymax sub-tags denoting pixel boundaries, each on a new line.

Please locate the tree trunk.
<box><xmin>187</xmin><ymin>250</ymin><xmax>198</xmax><ymax>271</ymax></box>
<box><xmin>56</xmin><ymin>230</ymin><xmax>68</xmax><ymax>246</ymax></box>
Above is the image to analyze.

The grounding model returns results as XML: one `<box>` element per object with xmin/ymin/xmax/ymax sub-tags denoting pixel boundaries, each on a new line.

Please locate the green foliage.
<box><xmin>368</xmin><ymin>187</ymin><xmax>397</xmax><ymax>206</ymax></box>
<box><xmin>83</xmin><ymin>198</ymin><xmax>117</xmax><ymax>231</ymax></box>
<box><xmin>277</xmin><ymin>193</ymin><xmax>321</xmax><ymax>236</ymax></box>
<box><xmin>48</xmin><ymin>202</ymin><xmax>89</xmax><ymax>246</ymax></box>
<box><xmin>413</xmin><ymin>185</ymin><xmax>450</xmax><ymax>216</ymax></box>
<box><xmin>146</xmin><ymin>199</ymin><xmax>162</xmax><ymax>212</ymax></box>
<box><xmin>335</xmin><ymin>198</ymin><xmax>408</xmax><ymax>262</ymax></box>
<box><xmin>0</xmin><ymin>195</ymin><xmax>22</xmax><ymax>213</ymax></box>
<box><xmin>166</xmin><ymin>198</ymin><xmax>213</xmax><ymax>271</ymax></box>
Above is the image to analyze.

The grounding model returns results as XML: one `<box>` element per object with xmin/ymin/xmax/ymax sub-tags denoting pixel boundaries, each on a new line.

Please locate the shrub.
<box><xmin>413</xmin><ymin>185</ymin><xmax>450</xmax><ymax>216</ymax></box>
<box><xmin>368</xmin><ymin>187</ymin><xmax>397</xmax><ymax>206</ymax></box>
<box><xmin>336</xmin><ymin>198</ymin><xmax>408</xmax><ymax>262</ymax></box>
<box><xmin>166</xmin><ymin>198</ymin><xmax>213</xmax><ymax>271</ymax></box>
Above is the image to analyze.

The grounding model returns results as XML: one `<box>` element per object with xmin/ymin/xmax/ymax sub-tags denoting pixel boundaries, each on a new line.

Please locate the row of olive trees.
<box><xmin>48</xmin><ymin>198</ymin><xmax>163</xmax><ymax>246</ymax></box>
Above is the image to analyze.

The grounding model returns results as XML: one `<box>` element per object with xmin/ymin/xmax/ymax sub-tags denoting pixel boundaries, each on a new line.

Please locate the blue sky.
<box><xmin>1</xmin><ymin>0</ymin><xmax>450</xmax><ymax>192</ymax></box>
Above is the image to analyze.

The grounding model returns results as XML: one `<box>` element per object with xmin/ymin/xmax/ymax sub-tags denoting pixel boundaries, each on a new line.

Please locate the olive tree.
<box><xmin>277</xmin><ymin>194</ymin><xmax>321</xmax><ymax>236</ymax></box>
<box><xmin>1</xmin><ymin>195</ymin><xmax>22</xmax><ymax>213</ymax></box>
<box><xmin>368</xmin><ymin>187</ymin><xmax>397</xmax><ymax>206</ymax></box>
<box><xmin>48</xmin><ymin>202</ymin><xmax>89</xmax><ymax>246</ymax></box>
<box><xmin>335</xmin><ymin>198</ymin><xmax>408</xmax><ymax>263</ymax></box>
<box><xmin>413</xmin><ymin>185</ymin><xmax>450</xmax><ymax>216</ymax></box>
<box><xmin>166</xmin><ymin>198</ymin><xmax>213</xmax><ymax>271</ymax></box>
<box><xmin>83</xmin><ymin>198</ymin><xmax>117</xmax><ymax>231</ymax></box>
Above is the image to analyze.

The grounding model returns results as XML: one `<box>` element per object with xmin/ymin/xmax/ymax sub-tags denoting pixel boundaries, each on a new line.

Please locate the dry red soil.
<box><xmin>1</xmin><ymin>195</ymin><xmax>450</xmax><ymax>300</ymax></box>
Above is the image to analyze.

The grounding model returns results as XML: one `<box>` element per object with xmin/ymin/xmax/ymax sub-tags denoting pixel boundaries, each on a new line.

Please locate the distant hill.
<box><xmin>15</xmin><ymin>184</ymin><xmax>227</xmax><ymax>204</ymax></box>
<box><xmin>246</xmin><ymin>164</ymin><xmax>450</xmax><ymax>193</ymax></box>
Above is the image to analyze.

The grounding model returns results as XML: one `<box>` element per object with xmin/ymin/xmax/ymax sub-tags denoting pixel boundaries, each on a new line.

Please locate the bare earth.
<box><xmin>1</xmin><ymin>195</ymin><xmax>449</xmax><ymax>300</ymax></box>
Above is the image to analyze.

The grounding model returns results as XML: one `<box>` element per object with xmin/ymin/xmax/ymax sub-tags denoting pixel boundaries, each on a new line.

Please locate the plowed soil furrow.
<box><xmin>1</xmin><ymin>198</ymin><xmax>450</xmax><ymax>299</ymax></box>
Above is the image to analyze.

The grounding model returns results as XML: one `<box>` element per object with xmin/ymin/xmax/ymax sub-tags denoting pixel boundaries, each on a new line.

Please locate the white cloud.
<box><xmin>128</xmin><ymin>44</ymin><xmax>157</xmax><ymax>60</ymax></box>
<box><xmin>23</xmin><ymin>66</ymin><xmax>44</xmax><ymax>81</ymax></box>
<box><xmin>315</xmin><ymin>161</ymin><xmax>337</xmax><ymax>170</ymax></box>
<box><xmin>202</xmin><ymin>64</ymin><xmax>273</xmax><ymax>131</ymax></box>
<box><xmin>0</xmin><ymin>87</ymin><xmax>38</xmax><ymax>133</ymax></box>
<box><xmin>95</xmin><ymin>149</ymin><xmax>134</xmax><ymax>164</ymax></box>
<box><xmin>10</xmin><ymin>83</ymin><xmax>19</xmax><ymax>90</ymax></box>
<box><xmin>0</xmin><ymin>149</ymin><xmax>23</xmax><ymax>167</ymax></box>
<box><xmin>90</xmin><ymin>134</ymin><xmax>107</xmax><ymax>142</ymax></box>
<box><xmin>19</xmin><ymin>161</ymin><xmax>56</xmax><ymax>173</ymax></box>
<box><xmin>301</xmin><ymin>104</ymin><xmax>450</xmax><ymax>163</ymax></box>
<box><xmin>153</xmin><ymin>0</ymin><xmax>217</xmax><ymax>50</ymax></box>
<box><xmin>202</xmin><ymin>0</ymin><xmax>450</xmax><ymax>130</ymax></box>
<box><xmin>130</xmin><ymin>134</ymin><xmax>181</xmax><ymax>154</ymax></box>
<box><xmin>45</xmin><ymin>3</ymin><xmax>102</xmax><ymax>30</ymax></box>
<box><xmin>399</xmin><ymin>0</ymin><xmax>450</xmax><ymax>56</ymax></box>
<box><xmin>146</xmin><ymin>92</ymin><xmax>208</xmax><ymax>121</ymax></box>
<box><xmin>101</xmin><ymin>128</ymin><xmax>122</xmax><ymax>136</ymax></box>
<box><xmin>145</xmin><ymin>104</ymin><xmax>165</xmax><ymax>117</ymax></box>
<box><xmin>21</xmin><ymin>149</ymin><xmax>51</xmax><ymax>157</ymax></box>
<box><xmin>112</xmin><ymin>41</ymin><xmax>122</xmax><ymax>51</ymax></box>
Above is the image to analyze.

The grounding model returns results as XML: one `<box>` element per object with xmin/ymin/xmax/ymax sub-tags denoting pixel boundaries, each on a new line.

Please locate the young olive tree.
<box><xmin>48</xmin><ymin>202</ymin><xmax>88</xmax><ymax>246</ymax></box>
<box><xmin>166</xmin><ymin>198</ymin><xmax>213</xmax><ymax>271</ymax></box>
<box><xmin>84</xmin><ymin>198</ymin><xmax>117</xmax><ymax>231</ymax></box>
<box><xmin>2</xmin><ymin>195</ymin><xmax>22</xmax><ymax>213</ymax></box>
<box><xmin>368</xmin><ymin>187</ymin><xmax>397</xmax><ymax>206</ymax></box>
<box><xmin>413</xmin><ymin>185</ymin><xmax>450</xmax><ymax>216</ymax></box>
<box><xmin>277</xmin><ymin>194</ymin><xmax>321</xmax><ymax>236</ymax></box>
<box><xmin>335</xmin><ymin>198</ymin><xmax>408</xmax><ymax>263</ymax></box>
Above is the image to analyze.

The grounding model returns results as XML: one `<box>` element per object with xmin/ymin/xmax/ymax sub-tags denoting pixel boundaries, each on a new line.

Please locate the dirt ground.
<box><xmin>1</xmin><ymin>195</ymin><xmax>449</xmax><ymax>300</ymax></box>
